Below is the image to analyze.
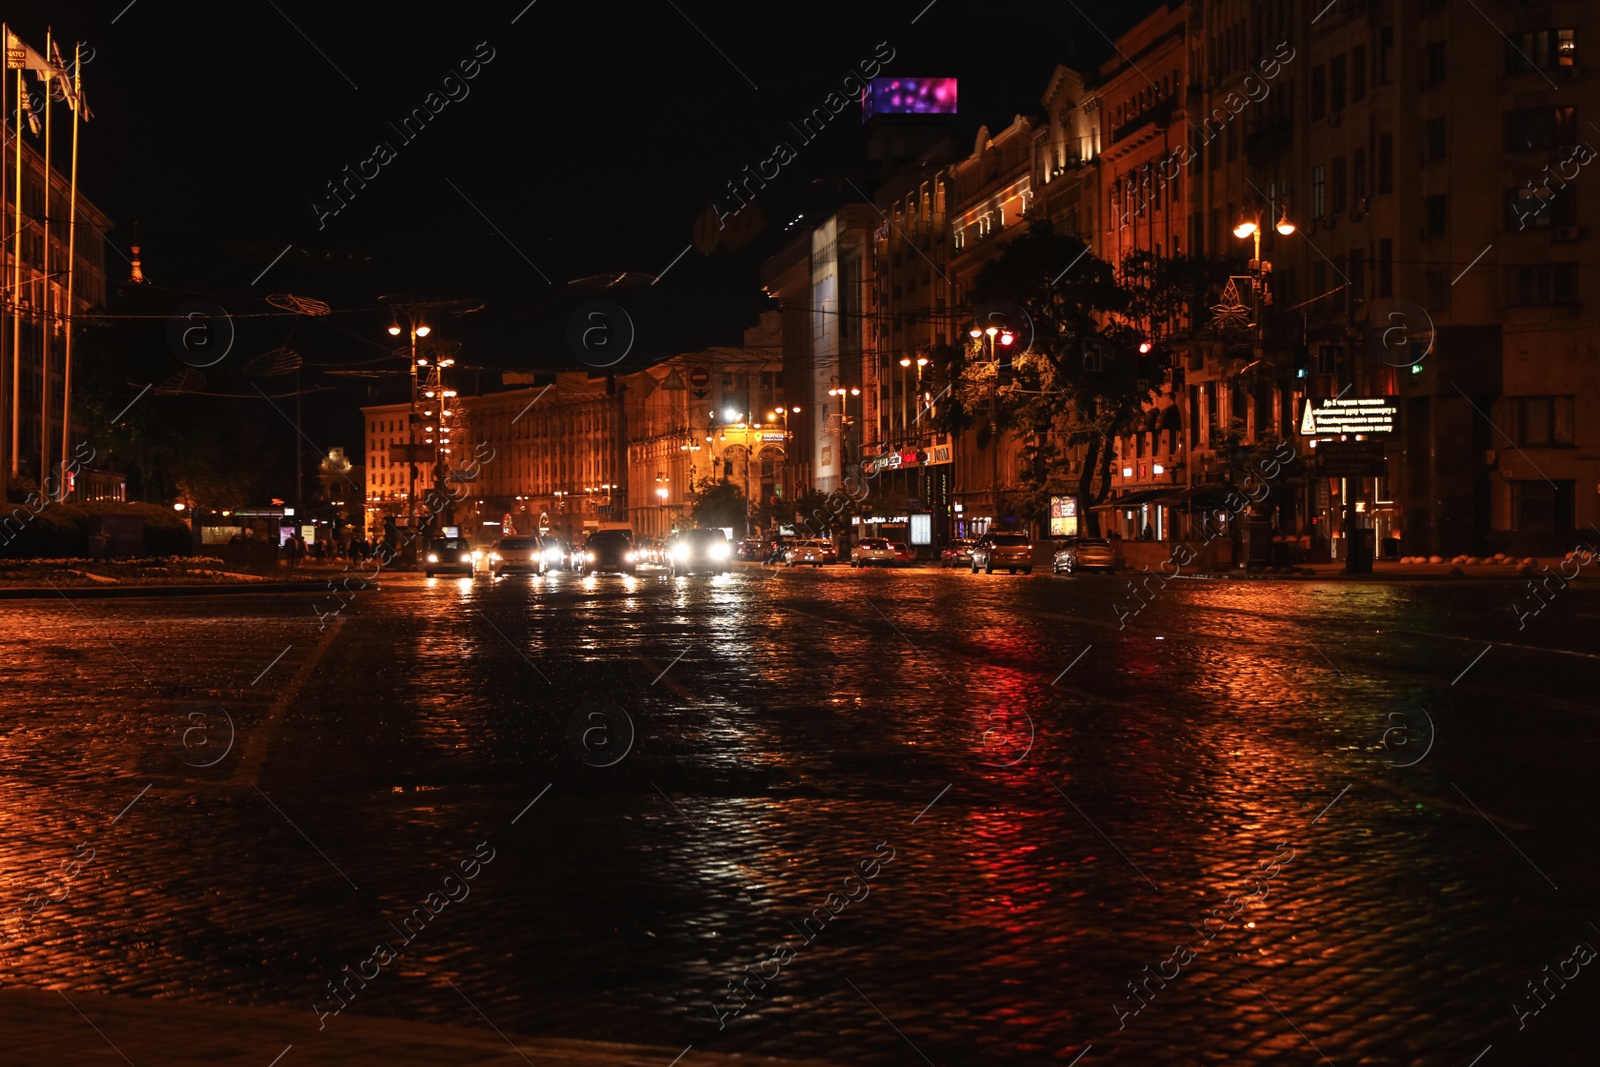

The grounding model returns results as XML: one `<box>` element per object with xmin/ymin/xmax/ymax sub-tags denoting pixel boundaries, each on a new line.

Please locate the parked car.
<box><xmin>1053</xmin><ymin>536</ymin><xmax>1116</xmax><ymax>574</ymax></box>
<box><xmin>785</xmin><ymin>539</ymin><xmax>827</xmax><ymax>567</ymax></box>
<box><xmin>425</xmin><ymin>536</ymin><xmax>476</xmax><ymax>578</ymax></box>
<box><xmin>581</xmin><ymin>529</ymin><xmax>636</xmax><ymax>574</ymax></box>
<box><xmin>852</xmin><ymin>537</ymin><xmax>897</xmax><ymax>568</ymax></box>
<box><xmin>940</xmin><ymin>539</ymin><xmax>976</xmax><ymax>567</ymax></box>
<box><xmin>971</xmin><ymin>532</ymin><xmax>1034</xmax><ymax>574</ymax></box>
<box><xmin>671</xmin><ymin>528</ymin><xmax>732</xmax><ymax>575</ymax></box>
<box><xmin>889</xmin><ymin>542</ymin><xmax>912</xmax><ymax>566</ymax></box>
<box><xmin>489</xmin><ymin>535</ymin><xmax>545</xmax><ymax>577</ymax></box>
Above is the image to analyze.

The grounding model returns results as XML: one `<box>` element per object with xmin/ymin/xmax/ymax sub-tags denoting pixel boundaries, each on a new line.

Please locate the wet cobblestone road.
<box><xmin>2</xmin><ymin>566</ymin><xmax>1597</xmax><ymax>1065</ymax></box>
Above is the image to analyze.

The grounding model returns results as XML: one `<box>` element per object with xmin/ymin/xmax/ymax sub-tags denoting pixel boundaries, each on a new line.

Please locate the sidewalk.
<box><xmin>0</xmin><ymin>986</ymin><xmax>841</xmax><ymax>1067</ymax></box>
<box><xmin>1206</xmin><ymin>556</ymin><xmax>1573</xmax><ymax>580</ymax></box>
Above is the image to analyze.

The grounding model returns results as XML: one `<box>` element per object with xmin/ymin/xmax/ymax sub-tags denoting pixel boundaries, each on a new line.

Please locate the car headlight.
<box><xmin>710</xmin><ymin>542</ymin><xmax>730</xmax><ymax>559</ymax></box>
<box><xmin>460</xmin><ymin>553</ymin><xmax>472</xmax><ymax>563</ymax></box>
<box><xmin>673</xmin><ymin>543</ymin><xmax>690</xmax><ymax>560</ymax></box>
<box><xmin>545</xmin><ymin>548</ymin><xmax>560</xmax><ymax>560</ymax></box>
<box><xmin>426</xmin><ymin>553</ymin><xmax>439</xmax><ymax>563</ymax></box>
<box><xmin>586</xmin><ymin>551</ymin><xmax>596</xmax><ymax>561</ymax></box>
<box><xmin>625</xmin><ymin>551</ymin><xmax>637</xmax><ymax>562</ymax></box>
<box><xmin>489</xmin><ymin>552</ymin><xmax>501</xmax><ymax>561</ymax></box>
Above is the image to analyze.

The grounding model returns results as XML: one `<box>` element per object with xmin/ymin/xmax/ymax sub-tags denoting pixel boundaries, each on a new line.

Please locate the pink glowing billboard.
<box><xmin>862</xmin><ymin>77</ymin><xmax>957</xmax><ymax>122</ymax></box>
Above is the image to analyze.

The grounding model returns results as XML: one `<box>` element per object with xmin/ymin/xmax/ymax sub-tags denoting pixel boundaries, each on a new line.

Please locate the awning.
<box><xmin>1091</xmin><ymin>487</ymin><xmax>1184</xmax><ymax>510</ymax></box>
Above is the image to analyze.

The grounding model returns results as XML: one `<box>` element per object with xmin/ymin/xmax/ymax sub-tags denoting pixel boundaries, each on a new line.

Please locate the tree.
<box><xmin>690</xmin><ymin>477</ymin><xmax>747</xmax><ymax>533</ymax></box>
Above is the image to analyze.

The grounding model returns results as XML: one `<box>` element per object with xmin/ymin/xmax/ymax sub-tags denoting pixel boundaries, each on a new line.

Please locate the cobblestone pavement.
<box><xmin>1</xmin><ymin>565</ymin><xmax>1597</xmax><ymax>1065</ymax></box>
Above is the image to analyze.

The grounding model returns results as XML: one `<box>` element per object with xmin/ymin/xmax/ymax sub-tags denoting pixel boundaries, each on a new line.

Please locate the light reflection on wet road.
<box><xmin>1</xmin><ymin>566</ymin><xmax>1596</xmax><ymax>1065</ymax></box>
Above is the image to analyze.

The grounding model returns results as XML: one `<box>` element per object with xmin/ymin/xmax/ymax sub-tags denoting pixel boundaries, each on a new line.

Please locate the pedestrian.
<box><xmin>1141</xmin><ymin>523</ymin><xmax>1154</xmax><ymax>541</ymax></box>
<box><xmin>289</xmin><ymin>533</ymin><xmax>306</xmax><ymax>571</ymax></box>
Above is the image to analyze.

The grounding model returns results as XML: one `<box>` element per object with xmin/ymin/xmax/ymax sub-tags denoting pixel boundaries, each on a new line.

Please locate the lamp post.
<box><xmin>968</xmin><ymin>323</ymin><xmax>1014</xmax><ymax>531</ymax></box>
<box><xmin>1231</xmin><ymin>201</ymin><xmax>1295</xmax><ymax>343</ymax></box>
<box><xmin>767</xmin><ymin>404</ymin><xmax>800</xmax><ymax>499</ymax></box>
<box><xmin>386</xmin><ymin>312</ymin><xmax>432</xmax><ymax>542</ymax></box>
<box><xmin>825</xmin><ymin>384</ymin><xmax>859</xmax><ymax>485</ymax></box>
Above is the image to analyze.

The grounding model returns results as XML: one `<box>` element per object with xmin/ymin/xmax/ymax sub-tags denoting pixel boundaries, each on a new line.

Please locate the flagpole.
<box><xmin>0</xmin><ymin>24</ymin><xmax>9</xmax><ymax>485</ymax></box>
<box><xmin>59</xmin><ymin>42</ymin><xmax>78</xmax><ymax>500</ymax></box>
<box><xmin>10</xmin><ymin>65</ymin><xmax>21</xmax><ymax>478</ymax></box>
<box><xmin>39</xmin><ymin>28</ymin><xmax>51</xmax><ymax>491</ymax></box>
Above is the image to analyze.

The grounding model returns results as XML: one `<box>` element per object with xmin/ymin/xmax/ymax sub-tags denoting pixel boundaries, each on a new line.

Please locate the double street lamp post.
<box><xmin>387</xmin><ymin>312</ymin><xmax>431</xmax><ymax>558</ymax></box>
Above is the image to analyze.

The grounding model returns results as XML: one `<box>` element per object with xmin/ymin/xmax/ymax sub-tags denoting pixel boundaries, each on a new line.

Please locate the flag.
<box><xmin>5</xmin><ymin>31</ymin><xmax>50</xmax><ymax>74</ymax></box>
<box><xmin>49</xmin><ymin>40</ymin><xmax>89</xmax><ymax>120</ymax></box>
<box><xmin>16</xmin><ymin>79</ymin><xmax>38</xmax><ymax>135</ymax></box>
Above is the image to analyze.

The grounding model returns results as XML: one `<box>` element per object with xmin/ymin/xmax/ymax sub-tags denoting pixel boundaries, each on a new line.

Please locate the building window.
<box><xmin>1512</xmin><ymin>395</ymin><xmax>1576</xmax><ymax>445</ymax></box>
<box><xmin>1352</xmin><ymin>45</ymin><xmax>1367</xmax><ymax>101</ymax></box>
<box><xmin>1506</xmin><ymin>29</ymin><xmax>1578</xmax><ymax>73</ymax></box>
<box><xmin>1425</xmin><ymin>118</ymin><xmax>1447</xmax><ymax>161</ymax></box>
<box><xmin>1378</xmin><ymin>238</ymin><xmax>1393</xmax><ymax>297</ymax></box>
<box><xmin>1513</xmin><ymin>480</ymin><xmax>1576</xmax><ymax>531</ymax></box>
<box><xmin>1310</xmin><ymin>65</ymin><xmax>1326</xmax><ymax>120</ymax></box>
<box><xmin>1317</xmin><ymin>345</ymin><xmax>1342</xmax><ymax>376</ymax></box>
<box><xmin>1378</xmin><ymin>134</ymin><xmax>1393</xmax><ymax>193</ymax></box>
<box><xmin>1330</xmin><ymin>56</ymin><xmax>1347</xmax><ymax>112</ymax></box>
<box><xmin>1353</xmin><ymin>148</ymin><xmax>1367</xmax><ymax>202</ymax></box>
<box><xmin>1424</xmin><ymin>270</ymin><xmax>1451</xmax><ymax>312</ymax></box>
<box><xmin>1504</xmin><ymin>107</ymin><xmax>1577</xmax><ymax>150</ymax></box>
<box><xmin>1332</xmin><ymin>157</ymin><xmax>1347</xmax><ymax>213</ymax></box>
<box><xmin>1348</xmin><ymin>249</ymin><xmax>1365</xmax><ymax>303</ymax></box>
<box><xmin>1505</xmin><ymin>263</ymin><xmax>1579</xmax><ymax>304</ymax></box>
<box><xmin>1506</xmin><ymin>183</ymin><xmax>1577</xmax><ymax>229</ymax></box>
<box><xmin>1425</xmin><ymin>195</ymin><xmax>1447</xmax><ymax>237</ymax></box>
<box><xmin>1379</xmin><ymin>26</ymin><xmax>1394</xmax><ymax>84</ymax></box>
<box><xmin>1312</xmin><ymin>165</ymin><xmax>1326</xmax><ymax>217</ymax></box>
<box><xmin>1425</xmin><ymin>42</ymin><xmax>1447</xmax><ymax>86</ymax></box>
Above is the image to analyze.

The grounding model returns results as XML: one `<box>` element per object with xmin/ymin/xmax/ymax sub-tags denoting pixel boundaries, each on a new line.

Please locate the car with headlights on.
<box><xmin>581</xmin><ymin>529</ymin><xmax>636</xmax><ymax>574</ymax></box>
<box><xmin>670</xmin><ymin>527</ymin><xmax>732</xmax><ymax>575</ymax></box>
<box><xmin>851</xmin><ymin>537</ymin><xmax>896</xmax><ymax>568</ymax></box>
<box><xmin>971</xmin><ymin>532</ymin><xmax>1034</xmax><ymax>574</ymax></box>
<box><xmin>784</xmin><ymin>539</ymin><xmax>826</xmax><ymax>567</ymax></box>
<box><xmin>1052</xmin><ymin>536</ymin><xmax>1115</xmax><ymax>574</ymax></box>
<box><xmin>538</xmin><ymin>535</ymin><xmax>571</xmax><ymax>571</ymax></box>
<box><xmin>489</xmin><ymin>536</ymin><xmax>545</xmax><ymax>577</ymax></box>
<box><xmin>425</xmin><ymin>536</ymin><xmax>477</xmax><ymax>578</ymax></box>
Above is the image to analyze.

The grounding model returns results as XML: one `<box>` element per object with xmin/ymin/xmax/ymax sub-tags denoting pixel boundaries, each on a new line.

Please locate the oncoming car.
<box><xmin>425</xmin><ymin>536</ymin><xmax>476</xmax><ymax>578</ymax></box>
<box><xmin>581</xmin><ymin>529</ymin><xmax>636</xmax><ymax>574</ymax></box>
<box><xmin>670</xmin><ymin>528</ymin><xmax>732</xmax><ymax>575</ymax></box>
<box><xmin>489</xmin><ymin>536</ymin><xmax>545</xmax><ymax>577</ymax></box>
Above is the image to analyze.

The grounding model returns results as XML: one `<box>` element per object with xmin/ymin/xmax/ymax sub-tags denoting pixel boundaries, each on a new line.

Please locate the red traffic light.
<box><xmin>999</xmin><ymin>332</ymin><xmax>1014</xmax><ymax>345</ymax></box>
<box><xmin>1138</xmin><ymin>341</ymin><xmax>1153</xmax><ymax>354</ymax></box>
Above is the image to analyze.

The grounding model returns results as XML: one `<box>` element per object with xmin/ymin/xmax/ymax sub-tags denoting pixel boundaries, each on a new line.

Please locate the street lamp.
<box><xmin>1232</xmin><ymin>200</ymin><xmax>1294</xmax><ymax>334</ymax></box>
<box><xmin>826</xmin><ymin>384</ymin><xmax>859</xmax><ymax>477</ymax></box>
<box><xmin>386</xmin><ymin>310</ymin><xmax>433</xmax><ymax>544</ymax></box>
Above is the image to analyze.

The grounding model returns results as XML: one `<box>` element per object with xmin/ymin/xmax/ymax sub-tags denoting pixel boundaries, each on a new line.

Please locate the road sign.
<box><xmin>1317</xmin><ymin>439</ymin><xmax>1387</xmax><ymax>477</ymax></box>
<box><xmin>689</xmin><ymin>366</ymin><xmax>710</xmax><ymax>389</ymax></box>
<box><xmin>1299</xmin><ymin>395</ymin><xmax>1399</xmax><ymax>436</ymax></box>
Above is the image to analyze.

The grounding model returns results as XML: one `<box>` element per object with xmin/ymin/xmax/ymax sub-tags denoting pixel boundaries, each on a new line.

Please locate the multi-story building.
<box><xmin>3</xmin><ymin>137</ymin><xmax>112</xmax><ymax>490</ymax></box>
<box><xmin>624</xmin><ymin>315</ymin><xmax>784</xmax><ymax>538</ymax></box>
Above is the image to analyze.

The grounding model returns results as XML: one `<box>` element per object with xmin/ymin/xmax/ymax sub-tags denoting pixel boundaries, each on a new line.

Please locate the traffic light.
<box><xmin>1294</xmin><ymin>343</ymin><xmax>1309</xmax><ymax>378</ymax></box>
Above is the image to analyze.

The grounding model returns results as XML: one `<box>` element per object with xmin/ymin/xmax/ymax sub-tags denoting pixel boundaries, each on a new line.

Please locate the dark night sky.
<box><xmin>7</xmin><ymin>0</ymin><xmax>1154</xmax><ymax>446</ymax></box>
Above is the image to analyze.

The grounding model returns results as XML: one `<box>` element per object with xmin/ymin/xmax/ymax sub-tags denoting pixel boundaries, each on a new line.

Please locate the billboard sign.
<box><xmin>1317</xmin><ymin>439</ymin><xmax>1388</xmax><ymax>478</ymax></box>
<box><xmin>910</xmin><ymin>513</ymin><xmax>932</xmax><ymax>545</ymax></box>
<box><xmin>863</xmin><ymin>77</ymin><xmax>957</xmax><ymax>121</ymax></box>
<box><xmin>1049</xmin><ymin>495</ymin><xmax>1080</xmax><ymax>537</ymax></box>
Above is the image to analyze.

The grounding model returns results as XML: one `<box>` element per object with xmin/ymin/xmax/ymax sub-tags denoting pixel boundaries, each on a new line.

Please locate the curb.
<box><xmin>0</xmin><ymin>581</ymin><xmax>377</xmax><ymax>600</ymax></box>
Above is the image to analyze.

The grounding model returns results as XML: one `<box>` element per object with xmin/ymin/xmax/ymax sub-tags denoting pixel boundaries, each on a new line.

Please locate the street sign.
<box><xmin>1299</xmin><ymin>395</ymin><xmax>1399</xmax><ymax>436</ymax></box>
<box><xmin>1317</xmin><ymin>439</ymin><xmax>1388</xmax><ymax>477</ymax></box>
<box><xmin>688</xmin><ymin>366</ymin><xmax>710</xmax><ymax>389</ymax></box>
